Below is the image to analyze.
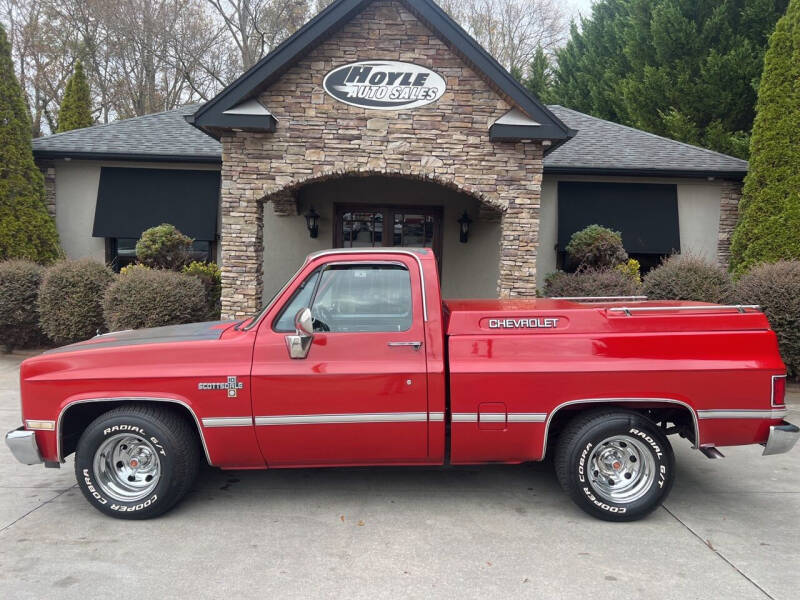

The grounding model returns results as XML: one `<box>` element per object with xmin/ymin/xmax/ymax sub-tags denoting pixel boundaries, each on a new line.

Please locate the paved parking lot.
<box><xmin>1</xmin><ymin>351</ymin><xmax>798</xmax><ymax>599</ymax></box>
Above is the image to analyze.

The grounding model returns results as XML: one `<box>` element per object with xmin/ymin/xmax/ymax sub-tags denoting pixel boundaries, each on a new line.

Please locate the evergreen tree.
<box><xmin>730</xmin><ymin>0</ymin><xmax>800</xmax><ymax>274</ymax></box>
<box><xmin>0</xmin><ymin>24</ymin><xmax>61</xmax><ymax>263</ymax></box>
<box><xmin>523</xmin><ymin>46</ymin><xmax>553</xmax><ymax>103</ymax></box>
<box><xmin>551</xmin><ymin>0</ymin><xmax>789</xmax><ymax>158</ymax></box>
<box><xmin>57</xmin><ymin>61</ymin><xmax>93</xmax><ymax>132</ymax></box>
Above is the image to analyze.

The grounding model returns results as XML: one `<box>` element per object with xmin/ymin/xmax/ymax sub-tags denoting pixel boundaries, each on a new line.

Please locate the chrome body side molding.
<box><xmin>696</xmin><ymin>408</ymin><xmax>789</xmax><ymax>420</ymax></box>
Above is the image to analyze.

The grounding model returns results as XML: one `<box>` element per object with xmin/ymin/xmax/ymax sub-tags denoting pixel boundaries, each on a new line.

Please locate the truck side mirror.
<box><xmin>286</xmin><ymin>308</ymin><xmax>314</xmax><ymax>359</ymax></box>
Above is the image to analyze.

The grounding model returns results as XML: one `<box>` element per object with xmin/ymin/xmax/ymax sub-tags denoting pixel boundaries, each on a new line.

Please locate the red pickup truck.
<box><xmin>6</xmin><ymin>248</ymin><xmax>798</xmax><ymax>521</ymax></box>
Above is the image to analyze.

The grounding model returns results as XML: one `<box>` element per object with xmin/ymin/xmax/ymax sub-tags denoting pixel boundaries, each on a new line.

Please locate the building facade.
<box><xmin>33</xmin><ymin>0</ymin><xmax>749</xmax><ymax>321</ymax></box>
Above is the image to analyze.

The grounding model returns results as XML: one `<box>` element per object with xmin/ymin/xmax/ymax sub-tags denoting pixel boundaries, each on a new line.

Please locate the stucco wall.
<box><xmin>49</xmin><ymin>159</ymin><xmax>221</xmax><ymax>262</ymax></box>
<box><xmin>261</xmin><ymin>176</ymin><xmax>500</xmax><ymax>301</ymax></box>
<box><xmin>537</xmin><ymin>175</ymin><xmax>725</xmax><ymax>288</ymax></box>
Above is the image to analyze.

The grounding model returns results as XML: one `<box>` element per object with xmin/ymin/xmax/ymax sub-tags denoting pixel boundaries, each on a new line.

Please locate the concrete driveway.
<box><xmin>1</xmin><ymin>352</ymin><xmax>797</xmax><ymax>600</ymax></box>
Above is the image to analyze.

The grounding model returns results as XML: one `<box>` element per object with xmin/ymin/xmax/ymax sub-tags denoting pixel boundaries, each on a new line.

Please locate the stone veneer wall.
<box><xmin>219</xmin><ymin>0</ymin><xmax>546</xmax><ymax>319</ymax></box>
<box><xmin>717</xmin><ymin>179</ymin><xmax>743</xmax><ymax>267</ymax></box>
<box><xmin>38</xmin><ymin>161</ymin><xmax>57</xmax><ymax>218</ymax></box>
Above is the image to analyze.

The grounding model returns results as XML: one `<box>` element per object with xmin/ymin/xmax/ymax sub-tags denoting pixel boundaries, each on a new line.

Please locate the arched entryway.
<box><xmin>260</xmin><ymin>173</ymin><xmax>504</xmax><ymax>303</ymax></box>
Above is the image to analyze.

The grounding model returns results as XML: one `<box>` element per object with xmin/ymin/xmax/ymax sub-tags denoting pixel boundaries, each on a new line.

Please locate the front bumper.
<box><xmin>5</xmin><ymin>427</ymin><xmax>43</xmax><ymax>465</ymax></box>
<box><xmin>763</xmin><ymin>421</ymin><xmax>800</xmax><ymax>456</ymax></box>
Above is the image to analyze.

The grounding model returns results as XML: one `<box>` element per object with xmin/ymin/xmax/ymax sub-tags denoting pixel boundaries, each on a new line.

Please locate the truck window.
<box><xmin>311</xmin><ymin>264</ymin><xmax>412</xmax><ymax>333</ymax></box>
<box><xmin>273</xmin><ymin>269</ymin><xmax>322</xmax><ymax>332</ymax></box>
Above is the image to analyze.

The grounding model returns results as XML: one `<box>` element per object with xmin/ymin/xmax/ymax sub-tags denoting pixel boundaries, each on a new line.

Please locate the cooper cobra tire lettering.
<box><xmin>82</xmin><ymin>468</ymin><xmax>108</xmax><ymax>505</ymax></box>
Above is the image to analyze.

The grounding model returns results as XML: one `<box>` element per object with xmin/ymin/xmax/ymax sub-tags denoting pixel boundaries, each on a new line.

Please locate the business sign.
<box><xmin>322</xmin><ymin>61</ymin><xmax>446</xmax><ymax>111</ymax></box>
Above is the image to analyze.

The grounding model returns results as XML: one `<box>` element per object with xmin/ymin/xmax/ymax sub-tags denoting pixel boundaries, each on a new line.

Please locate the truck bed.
<box><xmin>442</xmin><ymin>298</ymin><xmax>782</xmax><ymax>464</ymax></box>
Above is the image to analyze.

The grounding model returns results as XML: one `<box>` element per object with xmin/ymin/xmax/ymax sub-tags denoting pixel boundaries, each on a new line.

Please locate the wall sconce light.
<box><xmin>305</xmin><ymin>207</ymin><xmax>320</xmax><ymax>239</ymax></box>
<box><xmin>458</xmin><ymin>210</ymin><xmax>472</xmax><ymax>243</ymax></box>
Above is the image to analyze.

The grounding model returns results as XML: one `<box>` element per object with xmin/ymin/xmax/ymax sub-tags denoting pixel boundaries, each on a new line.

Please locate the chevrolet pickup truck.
<box><xmin>6</xmin><ymin>248</ymin><xmax>799</xmax><ymax>521</ymax></box>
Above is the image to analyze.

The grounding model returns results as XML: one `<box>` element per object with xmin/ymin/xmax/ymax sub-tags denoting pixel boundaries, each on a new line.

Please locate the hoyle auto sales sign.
<box><xmin>323</xmin><ymin>61</ymin><xmax>447</xmax><ymax>110</ymax></box>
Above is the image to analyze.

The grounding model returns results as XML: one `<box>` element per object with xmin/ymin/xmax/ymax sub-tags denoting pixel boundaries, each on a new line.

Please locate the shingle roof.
<box><xmin>545</xmin><ymin>105</ymin><xmax>748</xmax><ymax>177</ymax></box>
<box><xmin>32</xmin><ymin>104</ymin><xmax>221</xmax><ymax>163</ymax></box>
<box><xmin>32</xmin><ymin>102</ymin><xmax>748</xmax><ymax>177</ymax></box>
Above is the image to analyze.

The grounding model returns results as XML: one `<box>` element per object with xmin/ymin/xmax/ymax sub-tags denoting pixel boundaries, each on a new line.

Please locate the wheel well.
<box><xmin>544</xmin><ymin>402</ymin><xmax>697</xmax><ymax>458</ymax></box>
<box><xmin>59</xmin><ymin>400</ymin><xmax>208</xmax><ymax>464</ymax></box>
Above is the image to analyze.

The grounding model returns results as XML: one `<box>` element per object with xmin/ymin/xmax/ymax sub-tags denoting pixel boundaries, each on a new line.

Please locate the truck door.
<box><xmin>251</xmin><ymin>257</ymin><xmax>429</xmax><ymax>466</ymax></box>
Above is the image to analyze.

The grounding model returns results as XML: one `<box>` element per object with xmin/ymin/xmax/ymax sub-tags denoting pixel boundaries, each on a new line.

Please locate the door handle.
<box><xmin>388</xmin><ymin>341</ymin><xmax>423</xmax><ymax>350</ymax></box>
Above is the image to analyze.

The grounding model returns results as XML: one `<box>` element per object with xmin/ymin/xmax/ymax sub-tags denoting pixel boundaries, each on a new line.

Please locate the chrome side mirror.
<box><xmin>285</xmin><ymin>308</ymin><xmax>314</xmax><ymax>359</ymax></box>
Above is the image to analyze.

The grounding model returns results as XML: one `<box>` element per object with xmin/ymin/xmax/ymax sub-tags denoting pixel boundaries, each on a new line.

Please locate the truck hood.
<box><xmin>43</xmin><ymin>320</ymin><xmax>237</xmax><ymax>354</ymax></box>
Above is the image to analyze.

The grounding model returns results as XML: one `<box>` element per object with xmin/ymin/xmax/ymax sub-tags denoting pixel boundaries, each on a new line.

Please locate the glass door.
<box><xmin>335</xmin><ymin>204</ymin><xmax>443</xmax><ymax>270</ymax></box>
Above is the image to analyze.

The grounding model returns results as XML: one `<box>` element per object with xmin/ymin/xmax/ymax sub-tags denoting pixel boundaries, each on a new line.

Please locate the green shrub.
<box><xmin>616</xmin><ymin>258</ymin><xmax>641</xmax><ymax>283</ymax></box>
<box><xmin>119</xmin><ymin>263</ymin><xmax>151</xmax><ymax>276</ymax></box>
<box><xmin>565</xmin><ymin>225</ymin><xmax>628</xmax><ymax>270</ymax></box>
<box><xmin>734</xmin><ymin>260</ymin><xmax>800</xmax><ymax>378</ymax></box>
<box><xmin>103</xmin><ymin>268</ymin><xmax>208</xmax><ymax>331</ymax></box>
<box><xmin>0</xmin><ymin>260</ymin><xmax>47</xmax><ymax>351</ymax></box>
<box><xmin>38</xmin><ymin>259</ymin><xmax>114</xmax><ymax>345</ymax></box>
<box><xmin>182</xmin><ymin>261</ymin><xmax>221</xmax><ymax>320</ymax></box>
<box><xmin>135</xmin><ymin>224</ymin><xmax>193</xmax><ymax>270</ymax></box>
<box><xmin>643</xmin><ymin>254</ymin><xmax>731</xmax><ymax>303</ymax></box>
<box><xmin>544</xmin><ymin>268</ymin><xmax>643</xmax><ymax>297</ymax></box>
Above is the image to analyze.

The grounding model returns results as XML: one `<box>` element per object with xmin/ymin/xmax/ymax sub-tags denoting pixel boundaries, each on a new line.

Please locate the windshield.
<box><xmin>242</xmin><ymin>265</ymin><xmax>306</xmax><ymax>330</ymax></box>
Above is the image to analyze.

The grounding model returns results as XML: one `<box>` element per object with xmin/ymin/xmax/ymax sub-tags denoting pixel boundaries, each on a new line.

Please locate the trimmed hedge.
<box><xmin>643</xmin><ymin>254</ymin><xmax>731</xmax><ymax>303</ymax></box>
<box><xmin>734</xmin><ymin>260</ymin><xmax>800</xmax><ymax>378</ymax></box>
<box><xmin>38</xmin><ymin>259</ymin><xmax>113</xmax><ymax>345</ymax></box>
<box><xmin>0</xmin><ymin>260</ymin><xmax>47</xmax><ymax>351</ymax></box>
<box><xmin>566</xmin><ymin>224</ymin><xmax>628</xmax><ymax>270</ymax></box>
<box><xmin>104</xmin><ymin>268</ymin><xmax>208</xmax><ymax>331</ymax></box>
<box><xmin>544</xmin><ymin>268</ymin><xmax>643</xmax><ymax>297</ymax></box>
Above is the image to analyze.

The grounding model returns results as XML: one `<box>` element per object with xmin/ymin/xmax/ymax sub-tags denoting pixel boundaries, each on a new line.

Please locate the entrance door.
<box><xmin>334</xmin><ymin>204</ymin><xmax>443</xmax><ymax>270</ymax></box>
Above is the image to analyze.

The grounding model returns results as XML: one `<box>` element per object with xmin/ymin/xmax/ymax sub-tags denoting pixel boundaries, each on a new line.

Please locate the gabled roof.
<box><xmin>188</xmin><ymin>0</ymin><xmax>574</xmax><ymax>145</ymax></box>
<box><xmin>31</xmin><ymin>103</ymin><xmax>748</xmax><ymax>179</ymax></box>
<box><xmin>32</xmin><ymin>105</ymin><xmax>220</xmax><ymax>164</ymax></box>
<box><xmin>546</xmin><ymin>106</ymin><xmax>748</xmax><ymax>178</ymax></box>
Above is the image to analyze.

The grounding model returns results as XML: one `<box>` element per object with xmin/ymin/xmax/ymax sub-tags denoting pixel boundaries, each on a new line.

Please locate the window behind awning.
<box><xmin>557</xmin><ymin>182</ymin><xmax>680</xmax><ymax>254</ymax></box>
<box><xmin>92</xmin><ymin>167</ymin><xmax>220</xmax><ymax>240</ymax></box>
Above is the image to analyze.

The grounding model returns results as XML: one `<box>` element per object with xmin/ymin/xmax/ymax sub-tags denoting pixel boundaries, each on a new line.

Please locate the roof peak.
<box><xmin>190</xmin><ymin>0</ymin><xmax>572</xmax><ymax>143</ymax></box>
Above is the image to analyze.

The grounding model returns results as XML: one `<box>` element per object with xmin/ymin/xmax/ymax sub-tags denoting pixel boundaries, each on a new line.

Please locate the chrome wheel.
<box><xmin>587</xmin><ymin>435</ymin><xmax>655</xmax><ymax>503</ymax></box>
<box><xmin>92</xmin><ymin>434</ymin><xmax>161</xmax><ymax>502</ymax></box>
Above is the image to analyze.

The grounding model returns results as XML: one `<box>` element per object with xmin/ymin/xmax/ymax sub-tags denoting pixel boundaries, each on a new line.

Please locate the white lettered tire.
<box><xmin>554</xmin><ymin>409</ymin><xmax>675</xmax><ymax>521</ymax></box>
<box><xmin>74</xmin><ymin>404</ymin><xmax>200</xmax><ymax>519</ymax></box>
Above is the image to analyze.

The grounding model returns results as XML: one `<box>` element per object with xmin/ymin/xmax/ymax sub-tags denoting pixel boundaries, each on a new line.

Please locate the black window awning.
<box><xmin>92</xmin><ymin>167</ymin><xmax>220</xmax><ymax>240</ymax></box>
<box><xmin>557</xmin><ymin>182</ymin><xmax>680</xmax><ymax>254</ymax></box>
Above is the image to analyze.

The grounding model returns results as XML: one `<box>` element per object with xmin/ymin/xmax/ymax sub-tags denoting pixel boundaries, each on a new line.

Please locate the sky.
<box><xmin>567</xmin><ymin>0</ymin><xmax>596</xmax><ymax>20</ymax></box>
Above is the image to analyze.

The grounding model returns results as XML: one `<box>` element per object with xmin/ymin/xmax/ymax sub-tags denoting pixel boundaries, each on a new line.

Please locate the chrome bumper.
<box><xmin>763</xmin><ymin>421</ymin><xmax>800</xmax><ymax>456</ymax></box>
<box><xmin>5</xmin><ymin>427</ymin><xmax>43</xmax><ymax>465</ymax></box>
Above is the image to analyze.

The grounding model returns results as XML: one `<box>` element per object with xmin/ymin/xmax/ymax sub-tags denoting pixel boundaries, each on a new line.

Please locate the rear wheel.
<box><xmin>554</xmin><ymin>409</ymin><xmax>674</xmax><ymax>521</ymax></box>
<box><xmin>74</xmin><ymin>405</ymin><xmax>200</xmax><ymax>519</ymax></box>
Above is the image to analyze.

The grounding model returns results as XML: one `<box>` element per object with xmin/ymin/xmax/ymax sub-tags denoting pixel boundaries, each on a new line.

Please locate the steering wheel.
<box><xmin>313</xmin><ymin>306</ymin><xmax>333</xmax><ymax>332</ymax></box>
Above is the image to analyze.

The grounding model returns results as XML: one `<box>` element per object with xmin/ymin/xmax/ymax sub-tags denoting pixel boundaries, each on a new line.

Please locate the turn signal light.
<box><xmin>25</xmin><ymin>420</ymin><xmax>55</xmax><ymax>431</ymax></box>
<box><xmin>772</xmin><ymin>375</ymin><xmax>786</xmax><ymax>407</ymax></box>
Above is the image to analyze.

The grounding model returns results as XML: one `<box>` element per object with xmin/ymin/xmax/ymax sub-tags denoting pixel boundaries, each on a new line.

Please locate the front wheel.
<box><xmin>554</xmin><ymin>409</ymin><xmax>675</xmax><ymax>522</ymax></box>
<box><xmin>74</xmin><ymin>404</ymin><xmax>200</xmax><ymax>519</ymax></box>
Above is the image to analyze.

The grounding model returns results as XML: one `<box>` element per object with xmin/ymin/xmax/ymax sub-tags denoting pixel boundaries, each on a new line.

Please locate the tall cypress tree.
<box><xmin>730</xmin><ymin>0</ymin><xmax>800</xmax><ymax>275</ymax></box>
<box><xmin>0</xmin><ymin>24</ymin><xmax>61</xmax><ymax>263</ymax></box>
<box><xmin>57</xmin><ymin>61</ymin><xmax>93</xmax><ymax>132</ymax></box>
